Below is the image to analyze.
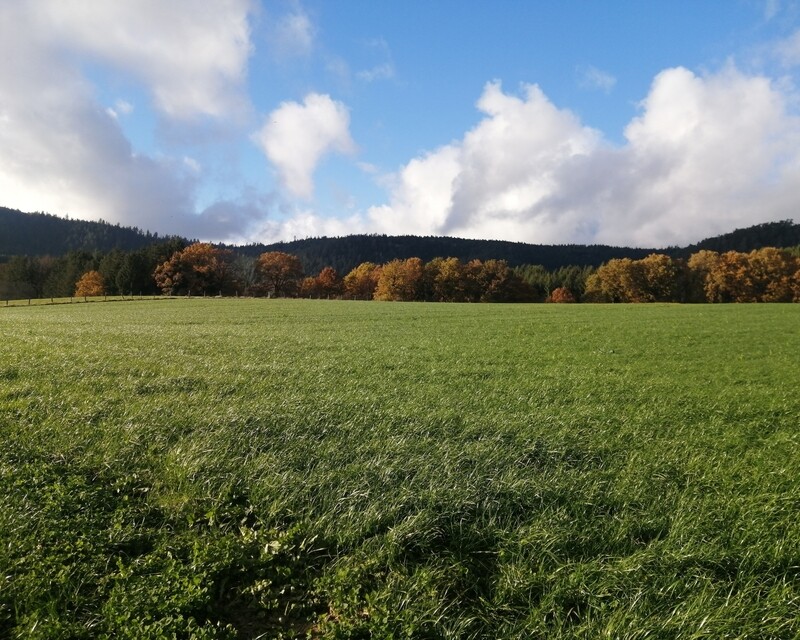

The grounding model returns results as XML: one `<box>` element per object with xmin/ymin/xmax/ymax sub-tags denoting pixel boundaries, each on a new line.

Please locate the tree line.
<box><xmin>583</xmin><ymin>247</ymin><xmax>800</xmax><ymax>303</ymax></box>
<box><xmin>0</xmin><ymin>239</ymin><xmax>188</xmax><ymax>300</ymax></box>
<box><xmin>3</xmin><ymin>240</ymin><xmax>799</xmax><ymax>303</ymax></box>
<box><xmin>7</xmin><ymin>204</ymin><xmax>800</xmax><ymax>277</ymax></box>
<box><xmin>150</xmin><ymin>245</ymin><xmax>537</xmax><ymax>302</ymax></box>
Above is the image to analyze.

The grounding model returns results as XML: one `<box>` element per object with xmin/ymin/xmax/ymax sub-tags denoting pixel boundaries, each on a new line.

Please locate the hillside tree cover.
<box><xmin>3</xmin><ymin>237</ymin><xmax>800</xmax><ymax>304</ymax></box>
<box><xmin>0</xmin><ymin>206</ymin><xmax>184</xmax><ymax>256</ymax></box>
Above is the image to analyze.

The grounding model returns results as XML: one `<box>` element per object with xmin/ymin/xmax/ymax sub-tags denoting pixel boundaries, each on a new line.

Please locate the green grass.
<box><xmin>1</xmin><ymin>300</ymin><xmax>798</xmax><ymax>638</ymax></box>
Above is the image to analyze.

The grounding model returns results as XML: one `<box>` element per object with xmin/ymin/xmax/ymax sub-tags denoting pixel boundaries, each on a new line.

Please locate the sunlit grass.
<box><xmin>1</xmin><ymin>300</ymin><xmax>798</xmax><ymax>638</ymax></box>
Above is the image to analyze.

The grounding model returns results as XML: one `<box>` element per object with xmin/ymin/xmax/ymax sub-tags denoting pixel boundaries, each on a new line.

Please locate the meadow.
<box><xmin>0</xmin><ymin>299</ymin><xmax>798</xmax><ymax>639</ymax></box>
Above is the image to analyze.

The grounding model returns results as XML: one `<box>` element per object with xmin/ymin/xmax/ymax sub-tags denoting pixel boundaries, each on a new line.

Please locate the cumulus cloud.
<box><xmin>366</xmin><ymin>81</ymin><xmax>601</xmax><ymax>242</ymax></box>
<box><xmin>251</xmin><ymin>209</ymin><xmax>367</xmax><ymax>243</ymax></box>
<box><xmin>254</xmin><ymin>94</ymin><xmax>356</xmax><ymax>199</ymax></box>
<box><xmin>28</xmin><ymin>0</ymin><xmax>253</xmax><ymax>120</ymax></box>
<box><xmin>366</xmin><ymin>67</ymin><xmax>800</xmax><ymax>247</ymax></box>
<box><xmin>0</xmin><ymin>1</ymin><xmax>263</xmax><ymax>242</ymax></box>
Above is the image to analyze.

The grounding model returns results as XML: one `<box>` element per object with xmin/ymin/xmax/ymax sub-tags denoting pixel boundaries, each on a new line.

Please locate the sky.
<box><xmin>3</xmin><ymin>0</ymin><xmax>800</xmax><ymax>248</ymax></box>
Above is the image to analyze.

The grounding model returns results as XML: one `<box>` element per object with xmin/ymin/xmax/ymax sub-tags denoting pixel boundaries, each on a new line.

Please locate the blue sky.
<box><xmin>2</xmin><ymin>1</ymin><xmax>800</xmax><ymax>247</ymax></box>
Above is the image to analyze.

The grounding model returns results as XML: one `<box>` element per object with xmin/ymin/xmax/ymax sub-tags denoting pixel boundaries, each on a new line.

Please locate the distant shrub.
<box><xmin>548</xmin><ymin>286</ymin><xmax>575</xmax><ymax>303</ymax></box>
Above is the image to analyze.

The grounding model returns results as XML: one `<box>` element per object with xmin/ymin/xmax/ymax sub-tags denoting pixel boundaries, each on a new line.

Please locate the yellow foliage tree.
<box><xmin>343</xmin><ymin>262</ymin><xmax>381</xmax><ymax>300</ymax></box>
<box><xmin>374</xmin><ymin>258</ymin><xmax>423</xmax><ymax>301</ymax></box>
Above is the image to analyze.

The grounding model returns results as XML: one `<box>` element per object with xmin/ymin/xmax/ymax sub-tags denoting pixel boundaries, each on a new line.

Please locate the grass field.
<box><xmin>1</xmin><ymin>299</ymin><xmax>798</xmax><ymax>639</ymax></box>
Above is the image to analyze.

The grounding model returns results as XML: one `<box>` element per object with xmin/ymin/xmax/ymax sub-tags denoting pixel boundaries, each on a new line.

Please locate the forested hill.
<box><xmin>235</xmin><ymin>236</ymin><xmax>657</xmax><ymax>274</ymax></box>
<box><xmin>0</xmin><ymin>207</ymin><xmax>179</xmax><ymax>256</ymax></box>
<box><xmin>678</xmin><ymin>220</ymin><xmax>800</xmax><ymax>255</ymax></box>
<box><xmin>233</xmin><ymin>219</ymin><xmax>800</xmax><ymax>273</ymax></box>
<box><xmin>2</xmin><ymin>205</ymin><xmax>798</xmax><ymax>273</ymax></box>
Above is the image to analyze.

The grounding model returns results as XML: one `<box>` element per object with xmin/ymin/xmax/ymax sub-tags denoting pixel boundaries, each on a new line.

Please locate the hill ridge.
<box><xmin>2</xmin><ymin>205</ymin><xmax>798</xmax><ymax>273</ymax></box>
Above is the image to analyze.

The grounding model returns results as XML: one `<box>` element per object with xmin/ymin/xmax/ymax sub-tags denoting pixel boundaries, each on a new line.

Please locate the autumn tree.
<box><xmin>374</xmin><ymin>258</ymin><xmax>423</xmax><ymax>301</ymax></box>
<box><xmin>639</xmin><ymin>254</ymin><xmax>685</xmax><ymax>302</ymax></box>
<box><xmin>584</xmin><ymin>258</ymin><xmax>647</xmax><ymax>302</ymax></box>
<box><xmin>423</xmin><ymin>257</ymin><xmax>467</xmax><ymax>302</ymax></box>
<box><xmin>299</xmin><ymin>276</ymin><xmax>319</xmax><ymax>298</ymax></box>
<box><xmin>466</xmin><ymin>259</ymin><xmax>534</xmax><ymax>302</ymax></box>
<box><xmin>703</xmin><ymin>251</ymin><xmax>755</xmax><ymax>302</ymax></box>
<box><xmin>792</xmin><ymin>269</ymin><xmax>800</xmax><ymax>302</ymax></box>
<box><xmin>74</xmin><ymin>270</ymin><xmax>105</xmax><ymax>297</ymax></box>
<box><xmin>343</xmin><ymin>262</ymin><xmax>381</xmax><ymax>300</ymax></box>
<box><xmin>315</xmin><ymin>266</ymin><xmax>343</xmax><ymax>298</ymax></box>
<box><xmin>747</xmin><ymin>247</ymin><xmax>798</xmax><ymax>302</ymax></box>
<box><xmin>548</xmin><ymin>286</ymin><xmax>576</xmax><ymax>303</ymax></box>
<box><xmin>686</xmin><ymin>250</ymin><xmax>721</xmax><ymax>302</ymax></box>
<box><xmin>153</xmin><ymin>242</ymin><xmax>236</xmax><ymax>296</ymax></box>
<box><xmin>253</xmin><ymin>251</ymin><xmax>304</xmax><ymax>297</ymax></box>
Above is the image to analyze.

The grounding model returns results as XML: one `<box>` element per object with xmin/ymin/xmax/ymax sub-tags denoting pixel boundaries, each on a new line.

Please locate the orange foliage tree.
<box><xmin>153</xmin><ymin>243</ymin><xmax>236</xmax><ymax>296</ymax></box>
<box><xmin>316</xmin><ymin>267</ymin><xmax>343</xmax><ymax>298</ymax></box>
<box><xmin>254</xmin><ymin>251</ymin><xmax>304</xmax><ymax>297</ymax></box>
<box><xmin>74</xmin><ymin>270</ymin><xmax>105</xmax><ymax>297</ymax></box>
<box><xmin>548</xmin><ymin>286</ymin><xmax>576</xmax><ymax>303</ymax></box>
<box><xmin>699</xmin><ymin>248</ymin><xmax>800</xmax><ymax>302</ymax></box>
<box><xmin>299</xmin><ymin>276</ymin><xmax>319</xmax><ymax>298</ymax></box>
<box><xmin>584</xmin><ymin>255</ymin><xmax>683</xmax><ymax>302</ymax></box>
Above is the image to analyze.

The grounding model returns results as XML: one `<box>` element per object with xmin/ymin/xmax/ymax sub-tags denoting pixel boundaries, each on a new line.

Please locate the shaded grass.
<box><xmin>1</xmin><ymin>300</ymin><xmax>798</xmax><ymax>638</ymax></box>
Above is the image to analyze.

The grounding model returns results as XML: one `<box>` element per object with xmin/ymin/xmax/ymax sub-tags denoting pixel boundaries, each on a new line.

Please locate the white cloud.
<box><xmin>28</xmin><ymin>0</ymin><xmax>253</xmax><ymax>120</ymax></box>
<box><xmin>365</xmin><ymin>68</ymin><xmax>800</xmax><ymax>247</ymax></box>
<box><xmin>577</xmin><ymin>65</ymin><xmax>617</xmax><ymax>93</ymax></box>
<box><xmin>270</xmin><ymin>6</ymin><xmax>315</xmax><ymax>59</ymax></box>
<box><xmin>254</xmin><ymin>93</ymin><xmax>356</xmax><ymax>199</ymax></box>
<box><xmin>774</xmin><ymin>28</ymin><xmax>800</xmax><ymax>66</ymax></box>
<box><xmin>252</xmin><ymin>209</ymin><xmax>367</xmax><ymax>243</ymax></box>
<box><xmin>0</xmin><ymin>1</ymin><xmax>265</xmax><ymax>242</ymax></box>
